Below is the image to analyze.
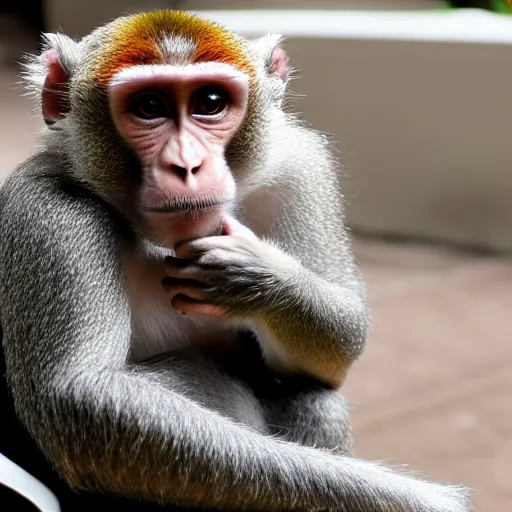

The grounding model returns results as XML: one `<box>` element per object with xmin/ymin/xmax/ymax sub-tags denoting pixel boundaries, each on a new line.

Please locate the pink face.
<box><xmin>108</xmin><ymin>62</ymin><xmax>249</xmax><ymax>247</ymax></box>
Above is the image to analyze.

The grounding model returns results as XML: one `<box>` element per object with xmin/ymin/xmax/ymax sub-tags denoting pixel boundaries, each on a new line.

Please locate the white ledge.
<box><xmin>191</xmin><ymin>9</ymin><xmax>512</xmax><ymax>44</ymax></box>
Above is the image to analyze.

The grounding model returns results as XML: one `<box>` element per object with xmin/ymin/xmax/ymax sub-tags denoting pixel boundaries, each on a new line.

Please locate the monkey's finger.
<box><xmin>165</xmin><ymin>256</ymin><xmax>204</xmax><ymax>273</ymax></box>
<box><xmin>165</xmin><ymin>256</ymin><xmax>190</xmax><ymax>268</ymax></box>
<box><xmin>175</xmin><ymin>236</ymin><xmax>238</xmax><ymax>259</ymax></box>
<box><xmin>164</xmin><ymin>258</ymin><xmax>199</xmax><ymax>276</ymax></box>
<box><xmin>164</xmin><ymin>260</ymin><xmax>218</xmax><ymax>283</ymax></box>
<box><xmin>170</xmin><ymin>295</ymin><xmax>229</xmax><ymax>318</ymax></box>
<box><xmin>161</xmin><ymin>277</ymin><xmax>209</xmax><ymax>301</ymax></box>
<box><xmin>174</xmin><ymin>241</ymin><xmax>207</xmax><ymax>259</ymax></box>
<box><xmin>222</xmin><ymin>216</ymin><xmax>258</xmax><ymax>241</ymax></box>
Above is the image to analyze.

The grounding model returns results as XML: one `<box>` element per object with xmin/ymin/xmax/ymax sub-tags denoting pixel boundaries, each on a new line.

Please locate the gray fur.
<box><xmin>0</xmin><ymin>10</ymin><xmax>471</xmax><ymax>512</ymax></box>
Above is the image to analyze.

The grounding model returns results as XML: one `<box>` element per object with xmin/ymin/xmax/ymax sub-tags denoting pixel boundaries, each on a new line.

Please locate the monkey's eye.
<box><xmin>192</xmin><ymin>88</ymin><xmax>228</xmax><ymax>119</ymax></box>
<box><xmin>129</xmin><ymin>91</ymin><xmax>169</xmax><ymax>120</ymax></box>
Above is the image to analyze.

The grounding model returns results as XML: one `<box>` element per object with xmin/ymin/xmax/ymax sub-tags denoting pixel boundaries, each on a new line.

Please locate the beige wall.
<box><xmin>281</xmin><ymin>37</ymin><xmax>512</xmax><ymax>251</ymax></box>
<box><xmin>180</xmin><ymin>1</ymin><xmax>441</xmax><ymax>10</ymax></box>
<box><xmin>41</xmin><ymin>7</ymin><xmax>512</xmax><ymax>252</ymax></box>
<box><xmin>45</xmin><ymin>1</ymin><xmax>443</xmax><ymax>36</ymax></box>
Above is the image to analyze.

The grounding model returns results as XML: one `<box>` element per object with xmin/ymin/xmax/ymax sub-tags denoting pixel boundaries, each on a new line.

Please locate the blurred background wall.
<box><xmin>32</xmin><ymin>1</ymin><xmax>512</xmax><ymax>252</ymax></box>
<box><xmin>43</xmin><ymin>2</ymin><xmax>446</xmax><ymax>39</ymax></box>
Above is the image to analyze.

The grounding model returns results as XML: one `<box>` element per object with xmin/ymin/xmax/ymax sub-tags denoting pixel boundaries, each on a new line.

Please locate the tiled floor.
<box><xmin>346</xmin><ymin>238</ymin><xmax>512</xmax><ymax>511</ymax></box>
<box><xmin>1</xmin><ymin>27</ymin><xmax>510</xmax><ymax>512</ymax></box>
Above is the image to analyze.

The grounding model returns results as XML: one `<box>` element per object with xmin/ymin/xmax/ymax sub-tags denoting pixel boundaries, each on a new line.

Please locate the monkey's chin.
<box><xmin>143</xmin><ymin>208</ymin><xmax>225</xmax><ymax>249</ymax></box>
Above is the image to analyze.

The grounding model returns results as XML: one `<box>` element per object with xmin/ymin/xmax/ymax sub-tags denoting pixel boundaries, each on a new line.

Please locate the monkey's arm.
<box><xmin>166</xmin><ymin>129</ymin><xmax>369</xmax><ymax>388</ymax></box>
<box><xmin>169</xmin><ymin>234</ymin><xmax>367</xmax><ymax>388</ymax></box>
<box><xmin>0</xmin><ymin>164</ymin><xmax>321</xmax><ymax>509</ymax></box>
<box><xmin>252</xmin><ymin>144</ymin><xmax>370</xmax><ymax>388</ymax></box>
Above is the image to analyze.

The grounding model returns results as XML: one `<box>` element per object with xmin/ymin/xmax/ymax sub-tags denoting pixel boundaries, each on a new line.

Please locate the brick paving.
<box><xmin>347</xmin><ymin>238</ymin><xmax>512</xmax><ymax>511</ymax></box>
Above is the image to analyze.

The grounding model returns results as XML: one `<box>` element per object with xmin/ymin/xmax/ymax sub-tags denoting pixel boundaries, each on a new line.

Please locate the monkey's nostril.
<box><xmin>170</xmin><ymin>164</ymin><xmax>201</xmax><ymax>177</ymax></box>
<box><xmin>171</xmin><ymin>165</ymin><xmax>187</xmax><ymax>179</ymax></box>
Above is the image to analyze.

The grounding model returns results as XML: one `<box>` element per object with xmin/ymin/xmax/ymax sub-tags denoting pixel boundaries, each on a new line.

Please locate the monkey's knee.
<box><xmin>140</xmin><ymin>351</ymin><xmax>268</xmax><ymax>433</ymax></box>
<box><xmin>263</xmin><ymin>388</ymin><xmax>354</xmax><ymax>455</ymax></box>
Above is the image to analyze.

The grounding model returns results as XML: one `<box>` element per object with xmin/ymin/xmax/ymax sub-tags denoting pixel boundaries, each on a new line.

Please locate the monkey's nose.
<box><xmin>170</xmin><ymin>164</ymin><xmax>202</xmax><ymax>179</ymax></box>
<box><xmin>159</xmin><ymin>132</ymin><xmax>207</xmax><ymax>180</ymax></box>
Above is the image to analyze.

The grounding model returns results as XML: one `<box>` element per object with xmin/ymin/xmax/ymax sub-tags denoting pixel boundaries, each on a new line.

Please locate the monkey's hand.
<box><xmin>163</xmin><ymin>216</ymin><xmax>369</xmax><ymax>387</ymax></box>
<box><xmin>163</xmin><ymin>217</ymin><xmax>301</xmax><ymax>319</ymax></box>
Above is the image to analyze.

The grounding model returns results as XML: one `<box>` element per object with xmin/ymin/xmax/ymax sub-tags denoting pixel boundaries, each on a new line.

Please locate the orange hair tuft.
<box><xmin>95</xmin><ymin>10</ymin><xmax>254</xmax><ymax>86</ymax></box>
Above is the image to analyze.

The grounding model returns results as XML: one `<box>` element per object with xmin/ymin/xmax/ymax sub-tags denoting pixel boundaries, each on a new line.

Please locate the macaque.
<box><xmin>0</xmin><ymin>10</ymin><xmax>471</xmax><ymax>512</ymax></box>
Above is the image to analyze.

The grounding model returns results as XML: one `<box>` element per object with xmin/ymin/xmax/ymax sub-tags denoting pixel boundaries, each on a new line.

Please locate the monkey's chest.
<box><xmin>130</xmin><ymin>295</ymin><xmax>237</xmax><ymax>362</ymax></box>
<box><xmin>123</xmin><ymin>250</ymin><xmax>237</xmax><ymax>362</ymax></box>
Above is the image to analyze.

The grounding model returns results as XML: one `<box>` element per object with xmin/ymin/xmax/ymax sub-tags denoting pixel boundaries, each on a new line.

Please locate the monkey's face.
<box><xmin>35</xmin><ymin>11</ymin><xmax>286</xmax><ymax>248</ymax></box>
<box><xmin>108</xmin><ymin>63</ymin><xmax>249</xmax><ymax>247</ymax></box>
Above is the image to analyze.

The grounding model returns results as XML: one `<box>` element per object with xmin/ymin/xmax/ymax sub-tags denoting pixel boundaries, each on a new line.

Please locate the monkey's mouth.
<box><xmin>143</xmin><ymin>197</ymin><xmax>227</xmax><ymax>214</ymax></box>
<box><xmin>141</xmin><ymin>196</ymin><xmax>229</xmax><ymax>247</ymax></box>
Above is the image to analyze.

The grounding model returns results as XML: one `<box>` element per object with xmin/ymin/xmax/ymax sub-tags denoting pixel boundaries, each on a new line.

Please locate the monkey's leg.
<box><xmin>140</xmin><ymin>349</ymin><xmax>269</xmax><ymax>434</ymax></box>
<box><xmin>260</xmin><ymin>384</ymin><xmax>354</xmax><ymax>456</ymax></box>
<box><xmin>218</xmin><ymin>332</ymin><xmax>355</xmax><ymax>454</ymax></box>
<box><xmin>144</xmin><ymin>345</ymin><xmax>355</xmax><ymax>453</ymax></box>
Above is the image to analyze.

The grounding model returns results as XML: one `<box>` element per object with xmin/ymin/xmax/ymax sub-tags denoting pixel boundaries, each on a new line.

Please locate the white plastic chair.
<box><xmin>0</xmin><ymin>453</ymin><xmax>60</xmax><ymax>512</ymax></box>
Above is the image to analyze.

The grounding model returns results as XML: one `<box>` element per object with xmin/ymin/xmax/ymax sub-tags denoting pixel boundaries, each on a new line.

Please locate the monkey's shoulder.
<box><xmin>0</xmin><ymin>154</ymin><xmax>129</xmax><ymax>304</ymax></box>
<box><xmin>1</xmin><ymin>153</ymin><xmax>124</xmax><ymax>246</ymax></box>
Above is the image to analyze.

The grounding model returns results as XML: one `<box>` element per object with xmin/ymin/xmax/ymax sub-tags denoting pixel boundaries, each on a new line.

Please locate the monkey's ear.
<box><xmin>40</xmin><ymin>47</ymin><xmax>70</xmax><ymax>125</ymax></box>
<box><xmin>267</xmin><ymin>44</ymin><xmax>289</xmax><ymax>83</ymax></box>
<box><xmin>22</xmin><ymin>33</ymin><xmax>81</xmax><ymax>127</ymax></box>
<box><xmin>252</xmin><ymin>34</ymin><xmax>290</xmax><ymax>83</ymax></box>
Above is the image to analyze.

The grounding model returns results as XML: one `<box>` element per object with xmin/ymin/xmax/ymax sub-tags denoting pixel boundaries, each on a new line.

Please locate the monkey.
<box><xmin>0</xmin><ymin>10</ymin><xmax>471</xmax><ymax>512</ymax></box>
